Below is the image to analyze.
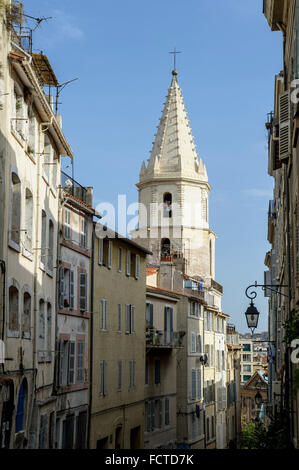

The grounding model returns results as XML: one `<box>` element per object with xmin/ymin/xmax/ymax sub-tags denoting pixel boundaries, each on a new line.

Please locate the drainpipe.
<box><xmin>11</xmin><ymin>41</ymin><xmax>32</xmax><ymax>65</ymax></box>
<box><xmin>87</xmin><ymin>226</ymin><xmax>95</xmax><ymax>448</ymax></box>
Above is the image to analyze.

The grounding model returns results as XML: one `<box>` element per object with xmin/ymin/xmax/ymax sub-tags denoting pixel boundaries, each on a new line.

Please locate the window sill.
<box><xmin>11</xmin><ymin>129</ymin><xmax>26</xmax><ymax>148</ymax></box>
<box><xmin>25</xmin><ymin>150</ymin><xmax>36</xmax><ymax>164</ymax></box>
<box><xmin>22</xmin><ymin>248</ymin><xmax>33</xmax><ymax>261</ymax></box>
<box><xmin>8</xmin><ymin>239</ymin><xmax>21</xmax><ymax>253</ymax></box>
<box><xmin>7</xmin><ymin>330</ymin><xmax>20</xmax><ymax>338</ymax></box>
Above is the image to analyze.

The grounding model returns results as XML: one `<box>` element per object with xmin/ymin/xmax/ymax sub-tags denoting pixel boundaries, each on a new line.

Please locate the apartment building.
<box><xmin>144</xmin><ymin>284</ymin><xmax>180</xmax><ymax>449</ymax></box>
<box><xmin>0</xmin><ymin>3</ymin><xmax>73</xmax><ymax>448</ymax></box>
<box><xmin>88</xmin><ymin>227</ymin><xmax>150</xmax><ymax>449</ymax></box>
<box><xmin>54</xmin><ymin>176</ymin><xmax>95</xmax><ymax>449</ymax></box>
<box><xmin>226</xmin><ymin>324</ymin><xmax>242</xmax><ymax>448</ymax></box>
<box><xmin>263</xmin><ymin>0</ymin><xmax>299</xmax><ymax>447</ymax></box>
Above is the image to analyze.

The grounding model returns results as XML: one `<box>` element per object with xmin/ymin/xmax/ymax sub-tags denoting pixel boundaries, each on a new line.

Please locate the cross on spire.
<box><xmin>169</xmin><ymin>46</ymin><xmax>182</xmax><ymax>72</ymax></box>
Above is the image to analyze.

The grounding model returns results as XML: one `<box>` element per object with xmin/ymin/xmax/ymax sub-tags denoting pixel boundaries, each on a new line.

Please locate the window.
<box><xmin>126</xmin><ymin>250</ymin><xmax>131</xmax><ymax>276</ymax></box>
<box><xmin>79</xmin><ymin>273</ymin><xmax>87</xmax><ymax>312</ymax></box>
<box><xmin>242</xmin><ymin>354</ymin><xmax>251</xmax><ymax>362</ymax></box>
<box><xmin>8</xmin><ymin>283</ymin><xmax>19</xmax><ymax>334</ymax></box>
<box><xmin>10</xmin><ymin>172</ymin><xmax>21</xmax><ymax>247</ymax></box>
<box><xmin>77</xmin><ymin>340</ymin><xmax>84</xmax><ymax>383</ymax></box>
<box><xmin>125</xmin><ymin>305</ymin><xmax>135</xmax><ymax>334</ymax></box>
<box><xmin>243</xmin><ymin>375</ymin><xmax>251</xmax><ymax>382</ymax></box>
<box><xmin>64</xmin><ymin>209</ymin><xmax>71</xmax><ymax>241</ymax></box>
<box><xmin>15</xmin><ymin>379</ymin><xmax>27</xmax><ymax>433</ymax></box>
<box><xmin>129</xmin><ymin>360</ymin><xmax>136</xmax><ymax>389</ymax></box>
<box><xmin>100</xmin><ymin>360</ymin><xmax>107</xmax><ymax>396</ymax></box>
<box><xmin>191</xmin><ymin>332</ymin><xmax>196</xmax><ymax>353</ymax></box>
<box><xmin>59</xmin><ymin>268</ymin><xmax>75</xmax><ymax>310</ymax></box>
<box><xmin>39</xmin><ymin>299</ymin><xmax>46</xmax><ymax>360</ymax></box>
<box><xmin>165</xmin><ymin>398</ymin><xmax>170</xmax><ymax>426</ymax></box>
<box><xmin>243</xmin><ymin>365</ymin><xmax>251</xmax><ymax>373</ymax></box>
<box><xmin>41</xmin><ymin>210</ymin><xmax>47</xmax><ymax>266</ymax></box>
<box><xmin>101</xmin><ymin>299</ymin><xmax>107</xmax><ymax>330</ymax></box>
<box><xmin>59</xmin><ymin>339</ymin><xmax>69</xmax><ymax>386</ymax></box>
<box><xmin>163</xmin><ymin>193</ymin><xmax>172</xmax><ymax>218</ymax></box>
<box><xmin>47</xmin><ymin>303</ymin><xmax>52</xmax><ymax>361</ymax></box>
<box><xmin>146</xmin><ymin>303</ymin><xmax>154</xmax><ymax>328</ymax></box>
<box><xmin>68</xmin><ymin>342</ymin><xmax>75</xmax><ymax>385</ymax></box>
<box><xmin>161</xmin><ymin>238</ymin><xmax>171</xmax><ymax>257</ymax></box>
<box><xmin>243</xmin><ymin>343</ymin><xmax>251</xmax><ymax>352</ymax></box>
<box><xmin>43</xmin><ymin>134</ymin><xmax>52</xmax><ymax>182</ymax></box>
<box><xmin>48</xmin><ymin>219</ymin><xmax>54</xmax><ymax>271</ymax></box>
<box><xmin>24</xmin><ymin>188</ymin><xmax>33</xmax><ymax>253</ymax></box>
<box><xmin>154</xmin><ymin>360</ymin><xmax>161</xmax><ymax>385</ymax></box>
<box><xmin>22</xmin><ymin>291</ymin><xmax>31</xmax><ymax>338</ymax></box>
<box><xmin>204</xmin><ymin>311</ymin><xmax>208</xmax><ymax>330</ymax></box>
<box><xmin>206</xmin><ymin>417</ymin><xmax>210</xmax><ymax>441</ymax></box>
<box><xmin>204</xmin><ymin>345</ymin><xmax>209</xmax><ymax>367</ymax></box>
<box><xmin>222</xmin><ymin>351</ymin><xmax>225</xmax><ymax>370</ymax></box>
<box><xmin>117</xmin><ymin>360</ymin><xmax>122</xmax><ymax>391</ymax></box>
<box><xmin>157</xmin><ymin>400</ymin><xmax>162</xmax><ymax>428</ymax></box>
<box><xmin>191</xmin><ymin>369</ymin><xmax>196</xmax><ymax>400</ymax></box>
<box><xmin>118</xmin><ymin>247</ymin><xmax>122</xmax><ymax>272</ymax></box>
<box><xmin>117</xmin><ymin>304</ymin><xmax>122</xmax><ymax>332</ymax></box>
<box><xmin>135</xmin><ymin>254</ymin><xmax>140</xmax><ymax>279</ymax></box>
<box><xmin>27</xmin><ymin>108</ymin><xmax>36</xmax><ymax>157</ymax></box>
<box><xmin>12</xmin><ymin>87</ymin><xmax>25</xmax><ymax>139</ymax></box>
<box><xmin>80</xmin><ymin>217</ymin><xmax>87</xmax><ymax>248</ymax></box>
<box><xmin>210</xmin><ymin>344</ymin><xmax>214</xmax><ymax>366</ymax></box>
<box><xmin>189</xmin><ymin>301</ymin><xmax>199</xmax><ymax>317</ymax></box>
<box><xmin>211</xmin><ymin>416</ymin><xmax>215</xmax><ymax>438</ymax></box>
<box><xmin>197</xmin><ymin>335</ymin><xmax>202</xmax><ymax>354</ymax></box>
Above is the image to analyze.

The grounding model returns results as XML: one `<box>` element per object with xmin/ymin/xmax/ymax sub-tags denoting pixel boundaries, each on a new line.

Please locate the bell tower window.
<box><xmin>161</xmin><ymin>238</ymin><xmax>171</xmax><ymax>257</ymax></box>
<box><xmin>163</xmin><ymin>193</ymin><xmax>172</xmax><ymax>218</ymax></box>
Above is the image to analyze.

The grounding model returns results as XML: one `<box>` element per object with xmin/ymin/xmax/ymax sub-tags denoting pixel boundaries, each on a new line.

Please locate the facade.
<box><xmin>132</xmin><ymin>67</ymin><xmax>234</xmax><ymax>449</ymax></box>
<box><xmin>263</xmin><ymin>0</ymin><xmax>299</xmax><ymax>447</ymax></box>
<box><xmin>226</xmin><ymin>324</ymin><xmax>242</xmax><ymax>449</ymax></box>
<box><xmin>145</xmin><ymin>284</ymin><xmax>180</xmax><ymax>449</ymax></box>
<box><xmin>54</xmin><ymin>179</ymin><xmax>95</xmax><ymax>448</ymax></box>
<box><xmin>89</xmin><ymin>228</ymin><xmax>150</xmax><ymax>449</ymax></box>
<box><xmin>241</xmin><ymin>370</ymin><xmax>269</xmax><ymax>427</ymax></box>
<box><xmin>0</xmin><ymin>3</ymin><xmax>73</xmax><ymax>449</ymax></box>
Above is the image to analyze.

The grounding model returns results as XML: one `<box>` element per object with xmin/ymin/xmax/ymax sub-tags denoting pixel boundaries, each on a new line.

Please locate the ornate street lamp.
<box><xmin>245</xmin><ymin>301</ymin><xmax>260</xmax><ymax>334</ymax></box>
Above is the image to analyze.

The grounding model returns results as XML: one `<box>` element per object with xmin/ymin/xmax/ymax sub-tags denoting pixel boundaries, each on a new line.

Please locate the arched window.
<box><xmin>11</xmin><ymin>172</ymin><xmax>21</xmax><ymax>245</ymax></box>
<box><xmin>48</xmin><ymin>219</ymin><xmax>54</xmax><ymax>271</ymax></box>
<box><xmin>15</xmin><ymin>379</ymin><xmax>28</xmax><ymax>433</ymax></box>
<box><xmin>9</xmin><ymin>284</ymin><xmax>19</xmax><ymax>333</ymax></box>
<box><xmin>22</xmin><ymin>291</ymin><xmax>31</xmax><ymax>338</ymax></box>
<box><xmin>161</xmin><ymin>238</ymin><xmax>171</xmax><ymax>257</ymax></box>
<box><xmin>163</xmin><ymin>193</ymin><xmax>172</xmax><ymax>218</ymax></box>
<box><xmin>24</xmin><ymin>188</ymin><xmax>33</xmax><ymax>252</ymax></box>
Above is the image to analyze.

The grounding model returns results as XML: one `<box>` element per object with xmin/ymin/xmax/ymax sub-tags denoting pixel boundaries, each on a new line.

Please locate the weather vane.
<box><xmin>169</xmin><ymin>46</ymin><xmax>182</xmax><ymax>71</ymax></box>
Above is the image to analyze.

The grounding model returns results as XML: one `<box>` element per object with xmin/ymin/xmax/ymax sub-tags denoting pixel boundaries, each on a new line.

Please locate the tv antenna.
<box><xmin>23</xmin><ymin>13</ymin><xmax>52</xmax><ymax>31</ymax></box>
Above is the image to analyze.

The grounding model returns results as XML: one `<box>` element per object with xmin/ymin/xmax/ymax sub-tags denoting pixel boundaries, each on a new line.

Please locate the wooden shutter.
<box><xmin>150</xmin><ymin>303</ymin><xmax>154</xmax><ymax>326</ymax></box>
<box><xmin>196</xmin><ymin>369</ymin><xmax>201</xmax><ymax>399</ymax></box>
<box><xmin>191</xmin><ymin>332</ymin><xmax>196</xmax><ymax>353</ymax></box>
<box><xmin>77</xmin><ymin>340</ymin><xmax>84</xmax><ymax>383</ymax></box>
<box><xmin>101</xmin><ymin>299</ymin><xmax>107</xmax><ymax>330</ymax></box>
<box><xmin>69</xmin><ymin>270</ymin><xmax>74</xmax><ymax>309</ymax></box>
<box><xmin>126</xmin><ymin>250</ymin><xmax>131</xmax><ymax>276</ymax></box>
<box><xmin>59</xmin><ymin>268</ymin><xmax>64</xmax><ymax>308</ymax></box>
<box><xmin>98</xmin><ymin>238</ymin><xmax>103</xmax><ymax>265</ymax></box>
<box><xmin>118</xmin><ymin>360</ymin><xmax>122</xmax><ymax>391</ymax></box>
<box><xmin>279</xmin><ymin>91</ymin><xmax>291</xmax><ymax>160</ymax></box>
<box><xmin>125</xmin><ymin>305</ymin><xmax>130</xmax><ymax>333</ymax></box>
<box><xmin>117</xmin><ymin>304</ymin><xmax>122</xmax><ymax>332</ymax></box>
<box><xmin>79</xmin><ymin>273</ymin><xmax>87</xmax><ymax>312</ymax></box>
<box><xmin>135</xmin><ymin>255</ymin><xmax>140</xmax><ymax>279</ymax></box>
<box><xmin>191</xmin><ymin>369</ymin><xmax>196</xmax><ymax>399</ymax></box>
<box><xmin>130</xmin><ymin>305</ymin><xmax>135</xmax><ymax>333</ymax></box>
<box><xmin>68</xmin><ymin>341</ymin><xmax>75</xmax><ymax>384</ymax></box>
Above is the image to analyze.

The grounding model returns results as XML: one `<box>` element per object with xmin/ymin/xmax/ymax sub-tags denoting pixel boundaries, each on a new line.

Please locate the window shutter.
<box><xmin>191</xmin><ymin>369</ymin><xmax>196</xmax><ymax>399</ymax></box>
<box><xmin>79</xmin><ymin>273</ymin><xmax>87</xmax><ymax>311</ymax></box>
<box><xmin>151</xmin><ymin>401</ymin><xmax>155</xmax><ymax>430</ymax></box>
<box><xmin>126</xmin><ymin>250</ymin><xmax>131</xmax><ymax>276</ymax></box>
<box><xmin>117</xmin><ymin>304</ymin><xmax>122</xmax><ymax>332</ymax></box>
<box><xmin>59</xmin><ymin>340</ymin><xmax>63</xmax><ymax>385</ymax></box>
<box><xmin>118</xmin><ymin>247</ymin><xmax>122</xmax><ymax>272</ymax></box>
<box><xmin>100</xmin><ymin>360</ymin><xmax>107</xmax><ymax>395</ymax></box>
<box><xmin>59</xmin><ymin>268</ymin><xmax>64</xmax><ymax>308</ymax></box>
<box><xmin>108</xmin><ymin>241</ymin><xmax>113</xmax><ymax>269</ymax></box>
<box><xmin>101</xmin><ymin>299</ymin><xmax>107</xmax><ymax>330</ymax></box>
<box><xmin>118</xmin><ymin>360</ymin><xmax>122</xmax><ymax>391</ymax></box>
<box><xmin>98</xmin><ymin>238</ymin><xmax>103</xmax><ymax>265</ymax></box>
<box><xmin>279</xmin><ymin>91</ymin><xmax>291</xmax><ymax>160</ymax></box>
<box><xmin>69</xmin><ymin>270</ymin><xmax>74</xmax><ymax>309</ymax></box>
<box><xmin>197</xmin><ymin>335</ymin><xmax>202</xmax><ymax>353</ymax></box>
<box><xmin>191</xmin><ymin>332</ymin><xmax>196</xmax><ymax>353</ymax></box>
<box><xmin>196</xmin><ymin>369</ymin><xmax>201</xmax><ymax>399</ymax></box>
<box><xmin>126</xmin><ymin>305</ymin><xmax>130</xmax><ymax>333</ymax></box>
<box><xmin>77</xmin><ymin>340</ymin><xmax>84</xmax><ymax>383</ymax></box>
<box><xmin>150</xmin><ymin>303</ymin><xmax>154</xmax><ymax>326</ymax></box>
<box><xmin>68</xmin><ymin>341</ymin><xmax>75</xmax><ymax>384</ymax></box>
<box><xmin>135</xmin><ymin>254</ymin><xmax>140</xmax><ymax>279</ymax></box>
<box><xmin>130</xmin><ymin>305</ymin><xmax>135</xmax><ymax>333</ymax></box>
<box><xmin>158</xmin><ymin>400</ymin><xmax>162</xmax><ymax>428</ymax></box>
<box><xmin>165</xmin><ymin>398</ymin><xmax>170</xmax><ymax>426</ymax></box>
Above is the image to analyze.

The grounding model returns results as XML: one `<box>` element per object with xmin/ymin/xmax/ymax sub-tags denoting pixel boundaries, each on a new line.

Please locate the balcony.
<box><xmin>61</xmin><ymin>171</ymin><xmax>93</xmax><ymax>206</ymax></box>
<box><xmin>211</xmin><ymin>279</ymin><xmax>223</xmax><ymax>294</ymax></box>
<box><xmin>263</xmin><ymin>0</ymin><xmax>284</xmax><ymax>31</ymax></box>
<box><xmin>146</xmin><ymin>328</ymin><xmax>182</xmax><ymax>349</ymax></box>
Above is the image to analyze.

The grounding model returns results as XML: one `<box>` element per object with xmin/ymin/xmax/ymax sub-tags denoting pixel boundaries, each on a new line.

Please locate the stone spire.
<box><xmin>140</xmin><ymin>70</ymin><xmax>208</xmax><ymax>183</ymax></box>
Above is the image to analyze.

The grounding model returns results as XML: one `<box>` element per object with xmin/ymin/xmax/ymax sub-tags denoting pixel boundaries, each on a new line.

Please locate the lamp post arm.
<box><xmin>245</xmin><ymin>282</ymin><xmax>288</xmax><ymax>300</ymax></box>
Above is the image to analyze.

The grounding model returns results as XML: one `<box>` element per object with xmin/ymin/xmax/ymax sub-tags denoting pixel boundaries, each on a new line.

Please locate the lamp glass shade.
<box><xmin>245</xmin><ymin>302</ymin><xmax>260</xmax><ymax>331</ymax></box>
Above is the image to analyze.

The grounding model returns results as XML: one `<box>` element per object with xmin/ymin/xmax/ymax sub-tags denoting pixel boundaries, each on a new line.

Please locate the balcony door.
<box><xmin>164</xmin><ymin>307</ymin><xmax>173</xmax><ymax>345</ymax></box>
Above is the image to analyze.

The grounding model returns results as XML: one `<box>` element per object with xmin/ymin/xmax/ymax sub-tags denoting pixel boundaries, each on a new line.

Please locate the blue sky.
<box><xmin>24</xmin><ymin>0</ymin><xmax>282</xmax><ymax>333</ymax></box>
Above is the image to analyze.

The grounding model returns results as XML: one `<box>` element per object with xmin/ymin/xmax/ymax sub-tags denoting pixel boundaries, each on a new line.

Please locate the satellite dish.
<box><xmin>200</xmin><ymin>354</ymin><xmax>208</xmax><ymax>365</ymax></box>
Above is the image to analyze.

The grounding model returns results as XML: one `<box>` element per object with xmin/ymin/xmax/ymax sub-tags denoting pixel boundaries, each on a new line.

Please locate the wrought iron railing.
<box><xmin>146</xmin><ymin>328</ymin><xmax>181</xmax><ymax>348</ymax></box>
<box><xmin>61</xmin><ymin>171</ymin><xmax>88</xmax><ymax>204</ymax></box>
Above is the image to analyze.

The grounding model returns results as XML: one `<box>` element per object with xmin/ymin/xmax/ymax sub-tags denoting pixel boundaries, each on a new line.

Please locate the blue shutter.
<box><xmin>170</xmin><ymin>308</ymin><xmax>173</xmax><ymax>332</ymax></box>
<box><xmin>150</xmin><ymin>303</ymin><xmax>154</xmax><ymax>326</ymax></box>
